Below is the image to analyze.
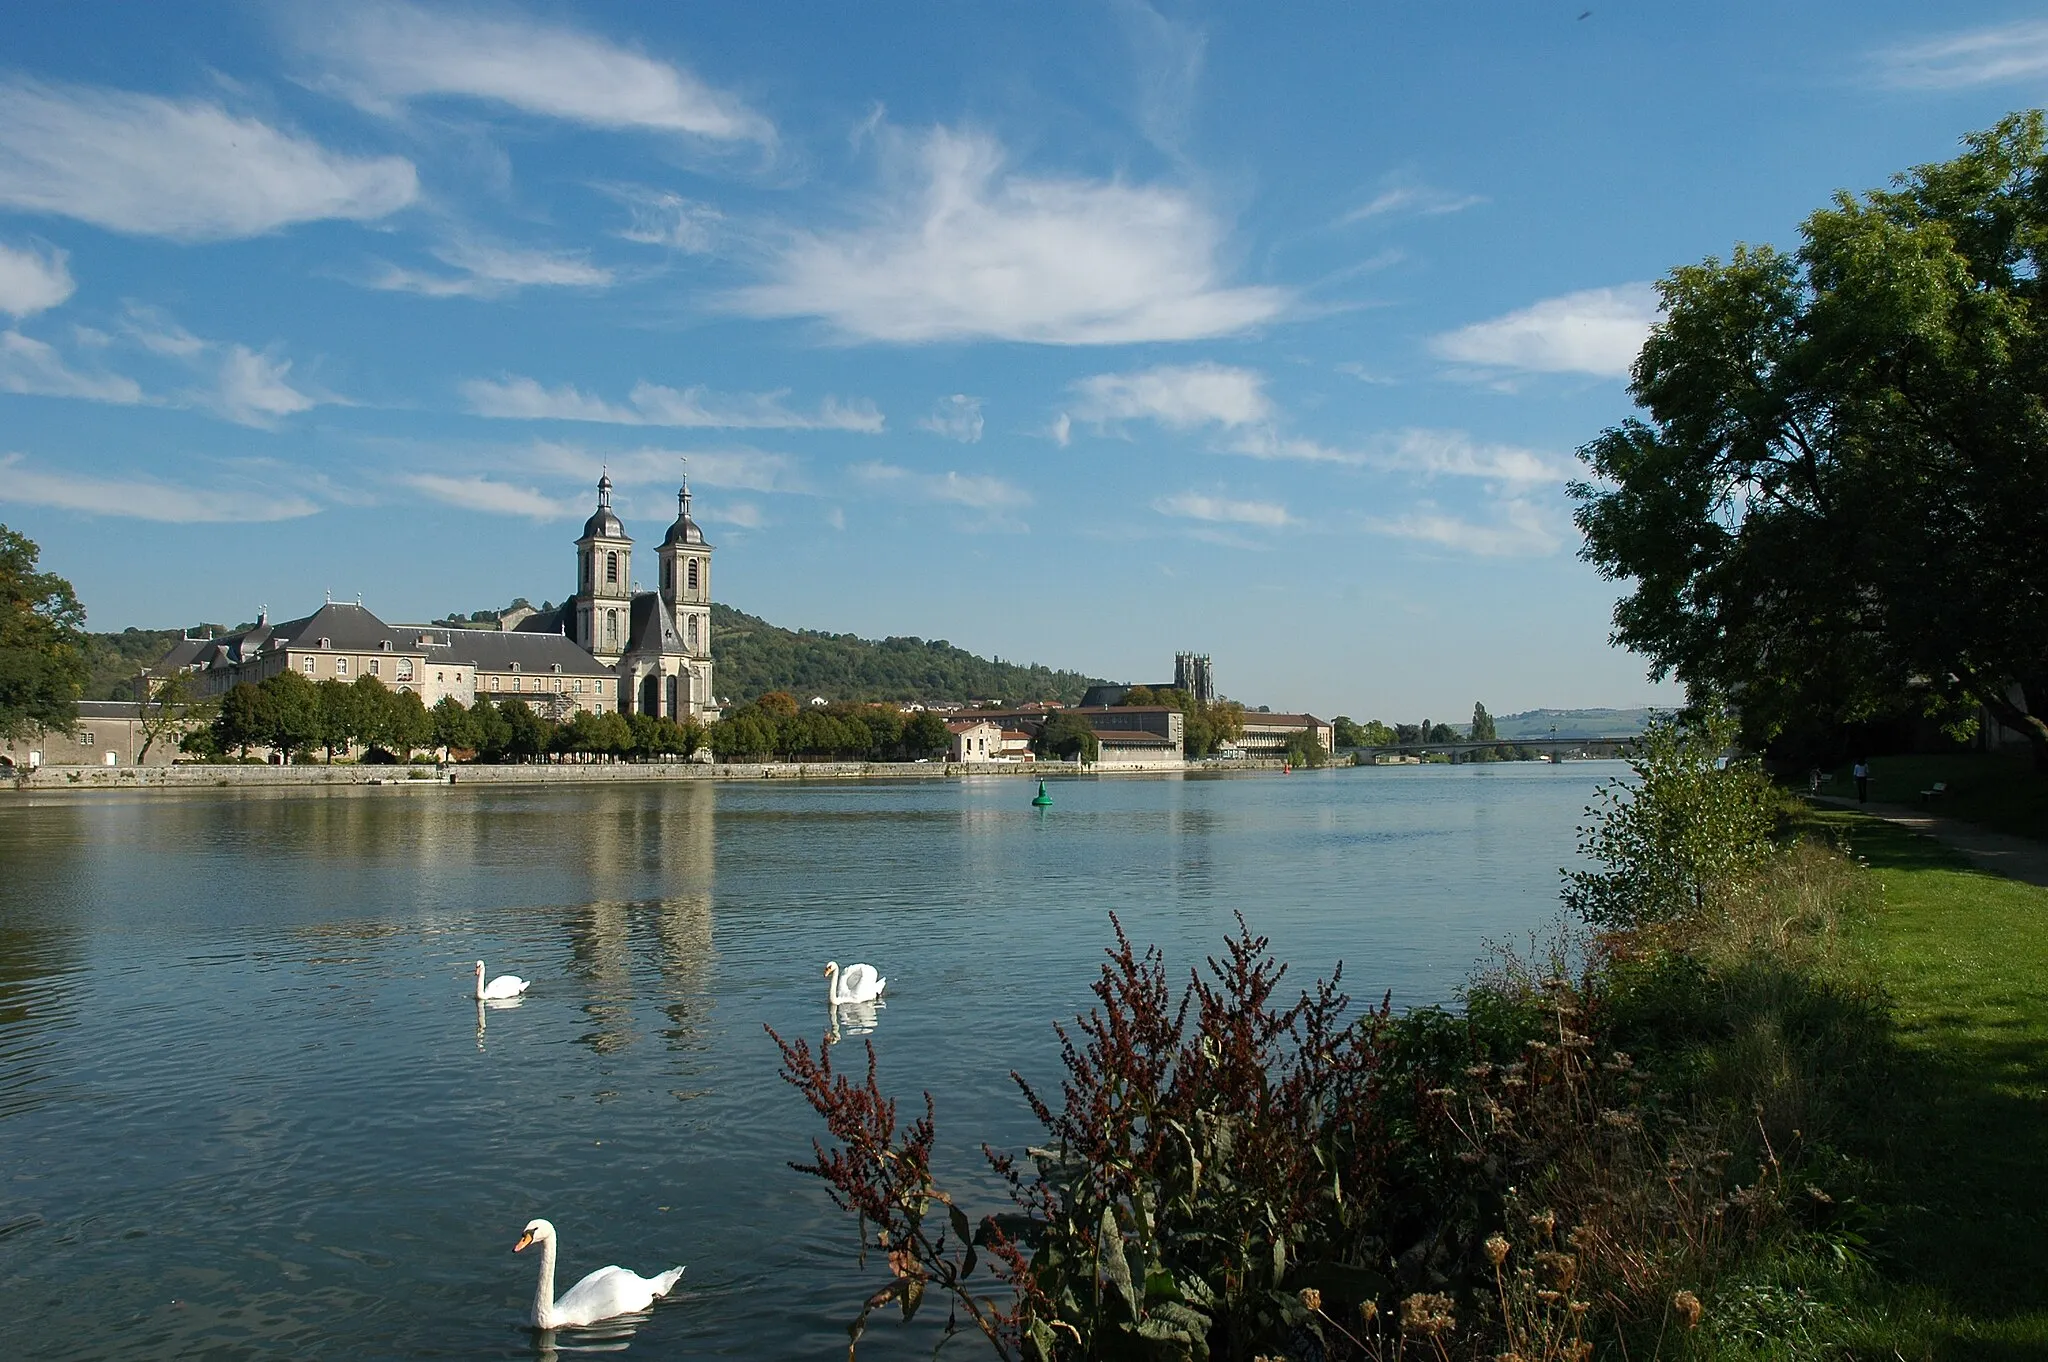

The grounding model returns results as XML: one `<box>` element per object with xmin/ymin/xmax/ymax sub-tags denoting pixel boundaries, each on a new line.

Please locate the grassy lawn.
<box><xmin>1801</xmin><ymin>810</ymin><xmax>2048</xmax><ymax>1357</ymax></box>
<box><xmin>1821</xmin><ymin>751</ymin><xmax>2048</xmax><ymax>842</ymax></box>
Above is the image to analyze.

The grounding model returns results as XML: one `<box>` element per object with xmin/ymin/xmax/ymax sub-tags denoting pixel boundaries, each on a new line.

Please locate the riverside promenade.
<box><xmin>1807</xmin><ymin>793</ymin><xmax>2048</xmax><ymax>889</ymax></box>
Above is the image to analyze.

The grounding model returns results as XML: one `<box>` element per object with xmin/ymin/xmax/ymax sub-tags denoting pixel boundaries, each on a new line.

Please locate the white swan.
<box><xmin>825</xmin><ymin>960</ymin><xmax>886</xmax><ymax>1006</ymax></box>
<box><xmin>475</xmin><ymin>960</ymin><xmax>530</xmax><ymax>1001</ymax></box>
<box><xmin>514</xmin><ymin>1218</ymin><xmax>684</xmax><ymax>1329</ymax></box>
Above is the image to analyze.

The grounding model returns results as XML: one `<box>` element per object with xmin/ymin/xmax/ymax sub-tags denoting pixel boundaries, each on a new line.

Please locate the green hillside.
<box><xmin>1491</xmin><ymin>707</ymin><xmax>1662</xmax><ymax>740</ymax></box>
<box><xmin>81</xmin><ymin>627</ymin><xmax>190</xmax><ymax>700</ymax></box>
<box><xmin>708</xmin><ymin>603</ymin><xmax>1098</xmax><ymax>705</ymax></box>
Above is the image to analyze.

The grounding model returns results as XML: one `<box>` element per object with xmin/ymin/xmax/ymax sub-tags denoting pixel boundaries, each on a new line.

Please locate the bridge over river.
<box><xmin>1344</xmin><ymin>734</ymin><xmax>1639</xmax><ymax>760</ymax></box>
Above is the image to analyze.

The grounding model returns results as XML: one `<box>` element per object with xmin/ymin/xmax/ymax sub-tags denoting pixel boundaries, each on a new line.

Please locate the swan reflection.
<box><xmin>827</xmin><ymin>997</ymin><xmax>885</xmax><ymax>1044</ymax></box>
<box><xmin>530</xmin><ymin>1318</ymin><xmax>644</xmax><ymax>1357</ymax></box>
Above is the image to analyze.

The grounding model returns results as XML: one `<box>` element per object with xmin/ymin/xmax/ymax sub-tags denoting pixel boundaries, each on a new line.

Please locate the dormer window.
<box><xmin>510</xmin><ymin>661</ymin><xmax>521</xmax><ymax>673</ymax></box>
<box><xmin>550</xmin><ymin>663</ymin><xmax>561</xmax><ymax>674</ymax></box>
<box><xmin>319</xmin><ymin>637</ymin><xmax>331</xmax><ymax>649</ymax></box>
<box><xmin>381</xmin><ymin>640</ymin><xmax>394</xmax><ymax>651</ymax></box>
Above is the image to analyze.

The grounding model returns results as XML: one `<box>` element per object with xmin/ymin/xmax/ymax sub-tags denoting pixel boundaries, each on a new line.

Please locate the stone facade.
<box><xmin>148</xmin><ymin>476</ymin><xmax>718</xmax><ymax>723</ymax></box>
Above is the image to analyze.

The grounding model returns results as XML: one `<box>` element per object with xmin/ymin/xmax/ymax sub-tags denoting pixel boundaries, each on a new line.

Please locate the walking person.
<box><xmin>1853</xmin><ymin>758</ymin><xmax>1870</xmax><ymax>804</ymax></box>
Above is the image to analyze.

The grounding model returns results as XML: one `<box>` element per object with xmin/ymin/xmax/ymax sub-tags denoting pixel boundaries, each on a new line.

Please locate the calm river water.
<box><xmin>0</xmin><ymin>763</ymin><xmax>1618</xmax><ymax>1360</ymax></box>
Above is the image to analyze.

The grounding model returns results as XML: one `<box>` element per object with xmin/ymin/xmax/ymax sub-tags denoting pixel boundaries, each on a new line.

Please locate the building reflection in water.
<box><xmin>560</xmin><ymin>783</ymin><xmax>716</xmax><ymax>1062</ymax></box>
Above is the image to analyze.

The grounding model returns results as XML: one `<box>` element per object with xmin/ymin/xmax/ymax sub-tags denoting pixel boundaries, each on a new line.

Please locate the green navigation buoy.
<box><xmin>1032</xmin><ymin>778</ymin><xmax>1053</xmax><ymax>807</ymax></box>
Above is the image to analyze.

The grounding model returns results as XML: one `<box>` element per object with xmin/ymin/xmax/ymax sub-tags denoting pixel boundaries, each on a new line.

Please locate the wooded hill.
<box><xmin>83</xmin><ymin>604</ymin><xmax>1101</xmax><ymax>707</ymax></box>
<box><xmin>706</xmin><ymin>603</ymin><xmax>1098</xmax><ymax>705</ymax></box>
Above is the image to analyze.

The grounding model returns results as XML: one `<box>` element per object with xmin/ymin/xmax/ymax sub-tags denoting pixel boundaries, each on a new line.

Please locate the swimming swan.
<box><xmin>514</xmin><ymin>1218</ymin><xmax>684</xmax><ymax>1328</ymax></box>
<box><xmin>475</xmin><ymin>961</ymin><xmax>530</xmax><ymax>1001</ymax></box>
<box><xmin>824</xmin><ymin>961</ymin><xmax>886</xmax><ymax>1005</ymax></box>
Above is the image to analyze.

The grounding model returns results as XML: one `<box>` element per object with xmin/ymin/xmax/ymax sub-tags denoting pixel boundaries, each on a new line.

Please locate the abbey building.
<box><xmin>153</xmin><ymin>476</ymin><xmax>719</xmax><ymax>722</ymax></box>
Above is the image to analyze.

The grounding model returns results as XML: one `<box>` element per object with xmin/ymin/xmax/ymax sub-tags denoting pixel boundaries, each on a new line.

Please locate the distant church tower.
<box><xmin>574</xmin><ymin>474</ymin><xmax>633</xmax><ymax>664</ymax></box>
<box><xmin>658</xmin><ymin>477</ymin><xmax>715</xmax><ymax>717</ymax></box>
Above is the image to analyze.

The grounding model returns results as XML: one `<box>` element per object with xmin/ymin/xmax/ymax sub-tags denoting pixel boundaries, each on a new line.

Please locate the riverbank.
<box><xmin>3</xmin><ymin>754</ymin><xmax>1298</xmax><ymax>793</ymax></box>
<box><xmin>1699</xmin><ymin>807</ymin><xmax>2048</xmax><ymax>1357</ymax></box>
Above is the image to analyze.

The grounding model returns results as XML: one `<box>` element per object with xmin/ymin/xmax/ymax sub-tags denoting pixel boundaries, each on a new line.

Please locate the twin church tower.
<box><xmin>555</xmin><ymin>472</ymin><xmax>717</xmax><ymax>721</ymax></box>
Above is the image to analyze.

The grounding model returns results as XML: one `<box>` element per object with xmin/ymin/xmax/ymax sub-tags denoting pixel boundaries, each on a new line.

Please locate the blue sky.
<box><xmin>0</xmin><ymin>2</ymin><xmax>2037</xmax><ymax>720</ymax></box>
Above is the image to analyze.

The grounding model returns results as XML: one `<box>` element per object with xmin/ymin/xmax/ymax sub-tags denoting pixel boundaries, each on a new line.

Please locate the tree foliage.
<box><xmin>1574</xmin><ymin>113</ymin><xmax>2048</xmax><ymax>769</ymax></box>
<box><xmin>709</xmin><ymin>603</ymin><xmax>1099</xmax><ymax>706</ymax></box>
<box><xmin>0</xmin><ymin>525</ymin><xmax>87</xmax><ymax>742</ymax></box>
<box><xmin>1563</xmin><ymin>711</ymin><xmax>1779</xmax><ymax>930</ymax></box>
<box><xmin>1031</xmin><ymin>710</ymin><xmax>1098</xmax><ymax>763</ymax></box>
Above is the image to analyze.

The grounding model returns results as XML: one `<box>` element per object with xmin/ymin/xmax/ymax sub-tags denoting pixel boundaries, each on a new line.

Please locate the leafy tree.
<box><xmin>259</xmin><ymin>669</ymin><xmax>322</xmax><ymax>763</ymax></box>
<box><xmin>0</xmin><ymin>524</ymin><xmax>87</xmax><ymax>742</ymax></box>
<box><xmin>710</xmin><ymin>707</ymin><xmax>778</xmax><ymax>760</ymax></box>
<box><xmin>758</xmin><ymin>690</ymin><xmax>800</xmax><ymax>721</ymax></box>
<box><xmin>1471</xmin><ymin>703</ymin><xmax>1497</xmax><ymax>743</ymax></box>
<box><xmin>902</xmin><ymin>710</ymin><xmax>952</xmax><ymax>759</ymax></box>
<box><xmin>314</xmin><ymin>677</ymin><xmax>366</xmax><ymax>761</ymax></box>
<box><xmin>1564</xmin><ymin>711</ymin><xmax>1778</xmax><ymax>929</ymax></box>
<box><xmin>178</xmin><ymin>723</ymin><xmax>223</xmax><ymax>761</ymax></box>
<box><xmin>136</xmin><ymin>671</ymin><xmax>213</xmax><ymax>763</ymax></box>
<box><xmin>1575</xmin><ymin>114</ymin><xmax>2048</xmax><ymax>770</ymax></box>
<box><xmin>382</xmin><ymin>689</ymin><xmax>433</xmax><ymax>758</ymax></box>
<box><xmin>211</xmin><ymin>682</ymin><xmax>270</xmax><ymax>759</ymax></box>
<box><xmin>468</xmin><ymin>696</ymin><xmax>512</xmax><ymax>761</ymax></box>
<box><xmin>1282</xmin><ymin>728</ymin><xmax>1329</xmax><ymax>768</ymax></box>
<box><xmin>432</xmin><ymin>695</ymin><xmax>479</xmax><ymax>757</ymax></box>
<box><xmin>499</xmin><ymin>699</ymin><xmax>554</xmax><ymax>762</ymax></box>
<box><xmin>1334</xmin><ymin>716</ymin><xmax>1398</xmax><ymax>748</ymax></box>
<box><xmin>1032</xmin><ymin>709</ymin><xmax>1098</xmax><ymax>762</ymax></box>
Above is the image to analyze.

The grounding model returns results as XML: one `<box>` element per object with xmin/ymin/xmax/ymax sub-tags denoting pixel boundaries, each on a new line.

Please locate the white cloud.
<box><xmin>0</xmin><ymin>242</ymin><xmax>74</xmax><ymax>318</ymax></box>
<box><xmin>296</xmin><ymin>3</ymin><xmax>771</xmax><ymax>142</ymax></box>
<box><xmin>1344</xmin><ymin>183</ymin><xmax>1485</xmax><ymax>223</ymax></box>
<box><xmin>1050</xmin><ymin>412</ymin><xmax>1072</xmax><ymax>447</ymax></box>
<box><xmin>463</xmin><ymin>375</ymin><xmax>883</xmax><ymax>432</ymax></box>
<box><xmin>1154</xmin><ymin>490</ymin><xmax>1289</xmax><ymax>528</ymax></box>
<box><xmin>1069</xmin><ymin>362</ymin><xmax>1271</xmax><ymax>431</ymax></box>
<box><xmin>372</xmin><ymin>240</ymin><xmax>613</xmax><ymax>298</ymax></box>
<box><xmin>1873</xmin><ymin>20</ymin><xmax>2048</xmax><ymax>87</ymax></box>
<box><xmin>918</xmin><ymin>394</ymin><xmax>984</xmax><ymax>443</ymax></box>
<box><xmin>0</xmin><ymin>330</ymin><xmax>144</xmax><ymax>403</ymax></box>
<box><xmin>0</xmin><ymin>453</ymin><xmax>317</xmax><ymax>522</ymax></box>
<box><xmin>611</xmin><ymin>188</ymin><xmax>721</xmax><ymax>251</ymax></box>
<box><xmin>524</xmin><ymin>441</ymin><xmax>808</xmax><ymax>495</ymax></box>
<box><xmin>729</xmin><ymin>127</ymin><xmax>1286</xmax><ymax>343</ymax></box>
<box><xmin>706</xmin><ymin>500</ymin><xmax>764</xmax><ymax>528</ymax></box>
<box><xmin>1368</xmin><ymin>497</ymin><xmax>1561</xmax><ymax>557</ymax></box>
<box><xmin>852</xmin><ymin>460</ymin><xmax>1027</xmax><ymax>509</ymax></box>
<box><xmin>400</xmin><ymin>472</ymin><xmax>570</xmax><ymax>519</ymax></box>
<box><xmin>215</xmin><ymin>346</ymin><xmax>317</xmax><ymax>427</ymax></box>
<box><xmin>0</xmin><ymin>78</ymin><xmax>416</xmax><ymax>241</ymax></box>
<box><xmin>1430</xmin><ymin>284</ymin><xmax>1658</xmax><ymax>378</ymax></box>
<box><xmin>1224</xmin><ymin>426</ymin><xmax>1565</xmax><ymax>486</ymax></box>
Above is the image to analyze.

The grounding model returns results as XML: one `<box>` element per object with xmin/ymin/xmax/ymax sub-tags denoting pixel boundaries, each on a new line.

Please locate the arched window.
<box><xmin>687</xmin><ymin>558</ymin><xmax>699</xmax><ymax>592</ymax></box>
<box><xmin>686</xmin><ymin>615</ymin><xmax>698</xmax><ymax>650</ymax></box>
<box><xmin>662</xmin><ymin>560</ymin><xmax>672</xmax><ymax>590</ymax></box>
<box><xmin>606</xmin><ymin>612</ymin><xmax>619</xmax><ymax>645</ymax></box>
<box><xmin>605</xmin><ymin>551</ymin><xmax>619</xmax><ymax>584</ymax></box>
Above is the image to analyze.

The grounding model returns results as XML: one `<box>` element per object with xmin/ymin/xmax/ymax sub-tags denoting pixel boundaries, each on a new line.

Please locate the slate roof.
<box><xmin>428</xmin><ymin>627</ymin><xmax>614</xmax><ymax>676</ymax></box>
<box><xmin>77</xmin><ymin>700</ymin><xmax>144</xmax><ymax>720</ymax></box>
<box><xmin>626</xmin><ymin>592</ymin><xmax>689</xmax><ymax>658</ymax></box>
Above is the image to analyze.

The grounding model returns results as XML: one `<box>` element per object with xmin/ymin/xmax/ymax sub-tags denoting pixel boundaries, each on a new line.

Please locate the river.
<box><xmin>0</xmin><ymin>762</ymin><xmax>1619</xmax><ymax>1359</ymax></box>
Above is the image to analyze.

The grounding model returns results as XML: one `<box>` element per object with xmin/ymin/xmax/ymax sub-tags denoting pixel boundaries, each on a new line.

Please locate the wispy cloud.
<box><xmin>1872</xmin><ymin>20</ymin><xmax>2048</xmax><ymax>88</ymax></box>
<box><xmin>1431</xmin><ymin>284</ymin><xmax>1657</xmax><ymax>379</ymax></box>
<box><xmin>0</xmin><ymin>452</ymin><xmax>318</xmax><ymax>522</ymax></box>
<box><xmin>918</xmin><ymin>394</ymin><xmax>984</xmax><ymax>443</ymax></box>
<box><xmin>706</xmin><ymin>500</ymin><xmax>764</xmax><ymax>529</ymax></box>
<box><xmin>852</xmin><ymin>460</ymin><xmax>1028</xmax><ymax>510</ymax></box>
<box><xmin>609</xmin><ymin>188</ymin><xmax>723</xmax><ymax>251</ymax></box>
<box><xmin>1068</xmin><ymin>362</ymin><xmax>1271</xmax><ymax>433</ymax></box>
<box><xmin>216</xmin><ymin>346</ymin><xmax>318</xmax><ymax>426</ymax></box>
<box><xmin>1154</xmin><ymin>490</ymin><xmax>1289</xmax><ymax>527</ymax></box>
<box><xmin>1368</xmin><ymin>497</ymin><xmax>1561</xmax><ymax>557</ymax></box>
<box><xmin>1226</xmin><ymin>426</ymin><xmax>1566</xmax><ymax>487</ymax></box>
<box><xmin>728</xmin><ymin>126</ymin><xmax>1287</xmax><ymax>344</ymax></box>
<box><xmin>399</xmin><ymin>472</ymin><xmax>571</xmax><ymax>519</ymax></box>
<box><xmin>371</xmin><ymin>239</ymin><xmax>613</xmax><ymax>298</ymax></box>
<box><xmin>0</xmin><ymin>78</ymin><xmax>416</xmax><ymax>240</ymax></box>
<box><xmin>0</xmin><ymin>241</ymin><xmax>74</xmax><ymax>318</ymax></box>
<box><xmin>1118</xmin><ymin>0</ymin><xmax>1207</xmax><ymax>158</ymax></box>
<box><xmin>1344</xmin><ymin>181</ymin><xmax>1485</xmax><ymax>223</ymax></box>
<box><xmin>292</xmin><ymin>2</ymin><xmax>773</xmax><ymax>142</ymax></box>
<box><xmin>525</xmin><ymin>441</ymin><xmax>809</xmax><ymax>495</ymax></box>
<box><xmin>0</xmin><ymin>330</ymin><xmax>144</xmax><ymax>403</ymax></box>
<box><xmin>463</xmin><ymin>376</ymin><xmax>884</xmax><ymax>433</ymax></box>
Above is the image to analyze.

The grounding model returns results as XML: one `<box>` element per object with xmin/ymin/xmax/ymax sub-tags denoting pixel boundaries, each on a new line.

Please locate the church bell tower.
<box><xmin>658</xmin><ymin>477</ymin><xmax>715</xmax><ymax>716</ymax></box>
<box><xmin>574</xmin><ymin>473</ymin><xmax>633</xmax><ymax>665</ymax></box>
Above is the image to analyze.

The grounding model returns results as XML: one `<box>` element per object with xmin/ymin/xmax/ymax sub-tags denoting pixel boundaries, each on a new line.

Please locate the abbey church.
<box><xmin>152</xmin><ymin>476</ymin><xmax>719</xmax><ymax>722</ymax></box>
